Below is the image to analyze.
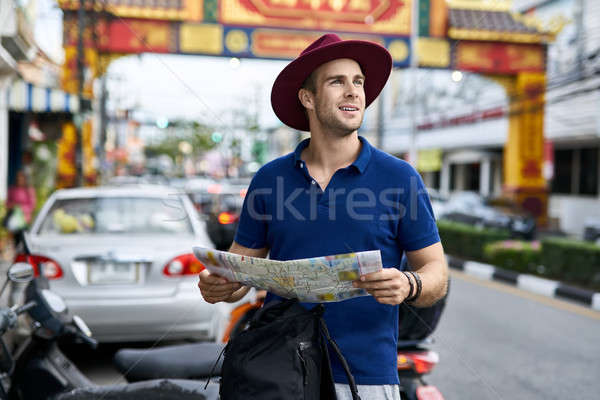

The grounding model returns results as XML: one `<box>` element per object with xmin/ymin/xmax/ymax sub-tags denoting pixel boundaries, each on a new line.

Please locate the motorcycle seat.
<box><xmin>113</xmin><ymin>342</ymin><xmax>225</xmax><ymax>382</ymax></box>
<box><xmin>55</xmin><ymin>378</ymin><xmax>220</xmax><ymax>400</ymax></box>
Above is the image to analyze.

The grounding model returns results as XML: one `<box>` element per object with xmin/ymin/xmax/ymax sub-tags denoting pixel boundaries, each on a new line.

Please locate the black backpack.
<box><xmin>218</xmin><ymin>298</ymin><xmax>360</xmax><ymax>400</ymax></box>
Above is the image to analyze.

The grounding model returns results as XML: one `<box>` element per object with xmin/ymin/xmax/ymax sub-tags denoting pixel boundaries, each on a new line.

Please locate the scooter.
<box><xmin>0</xmin><ymin>239</ymin><xmax>220</xmax><ymax>400</ymax></box>
<box><xmin>114</xmin><ymin>298</ymin><xmax>446</xmax><ymax>400</ymax></box>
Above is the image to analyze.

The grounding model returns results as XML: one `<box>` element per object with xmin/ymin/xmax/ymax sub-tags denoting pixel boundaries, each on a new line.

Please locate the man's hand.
<box><xmin>353</xmin><ymin>268</ymin><xmax>411</xmax><ymax>305</ymax></box>
<box><xmin>198</xmin><ymin>269</ymin><xmax>242</xmax><ymax>304</ymax></box>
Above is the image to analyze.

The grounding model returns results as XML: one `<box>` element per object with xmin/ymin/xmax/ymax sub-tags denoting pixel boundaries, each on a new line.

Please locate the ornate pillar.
<box><xmin>499</xmin><ymin>72</ymin><xmax>548</xmax><ymax>226</ymax></box>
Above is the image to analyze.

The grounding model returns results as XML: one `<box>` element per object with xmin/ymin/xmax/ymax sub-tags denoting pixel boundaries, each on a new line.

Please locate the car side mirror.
<box><xmin>7</xmin><ymin>262</ymin><xmax>35</xmax><ymax>283</ymax></box>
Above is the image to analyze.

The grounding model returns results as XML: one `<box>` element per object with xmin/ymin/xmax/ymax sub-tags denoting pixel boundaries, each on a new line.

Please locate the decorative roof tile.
<box><xmin>448</xmin><ymin>8</ymin><xmax>554</xmax><ymax>43</ymax></box>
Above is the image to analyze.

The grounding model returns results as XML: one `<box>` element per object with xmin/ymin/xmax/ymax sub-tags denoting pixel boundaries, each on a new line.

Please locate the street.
<box><xmin>67</xmin><ymin>270</ymin><xmax>600</xmax><ymax>399</ymax></box>
<box><xmin>429</xmin><ymin>271</ymin><xmax>600</xmax><ymax>400</ymax></box>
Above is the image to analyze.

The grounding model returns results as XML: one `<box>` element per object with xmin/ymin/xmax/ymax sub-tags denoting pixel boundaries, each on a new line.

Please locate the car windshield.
<box><xmin>37</xmin><ymin>197</ymin><xmax>193</xmax><ymax>235</ymax></box>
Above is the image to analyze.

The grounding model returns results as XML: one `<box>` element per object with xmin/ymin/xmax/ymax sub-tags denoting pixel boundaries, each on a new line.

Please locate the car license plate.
<box><xmin>88</xmin><ymin>262</ymin><xmax>140</xmax><ymax>285</ymax></box>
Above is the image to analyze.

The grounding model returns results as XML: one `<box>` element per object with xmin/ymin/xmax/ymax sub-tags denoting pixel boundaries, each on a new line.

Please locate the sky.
<box><xmin>33</xmin><ymin>0</ymin><xmax>289</xmax><ymax>129</ymax></box>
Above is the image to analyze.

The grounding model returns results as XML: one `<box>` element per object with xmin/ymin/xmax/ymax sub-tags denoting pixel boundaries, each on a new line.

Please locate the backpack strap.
<box><xmin>318</xmin><ymin>318</ymin><xmax>362</xmax><ymax>400</ymax></box>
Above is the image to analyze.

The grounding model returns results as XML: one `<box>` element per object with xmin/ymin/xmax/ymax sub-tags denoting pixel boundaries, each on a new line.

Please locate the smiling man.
<box><xmin>198</xmin><ymin>34</ymin><xmax>448</xmax><ymax>399</ymax></box>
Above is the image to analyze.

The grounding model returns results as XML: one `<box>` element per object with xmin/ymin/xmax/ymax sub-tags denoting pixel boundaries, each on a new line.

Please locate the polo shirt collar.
<box><xmin>293</xmin><ymin>136</ymin><xmax>373</xmax><ymax>174</ymax></box>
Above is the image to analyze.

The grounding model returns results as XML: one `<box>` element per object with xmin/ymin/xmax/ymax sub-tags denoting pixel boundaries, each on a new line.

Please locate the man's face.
<box><xmin>307</xmin><ymin>58</ymin><xmax>366</xmax><ymax>136</ymax></box>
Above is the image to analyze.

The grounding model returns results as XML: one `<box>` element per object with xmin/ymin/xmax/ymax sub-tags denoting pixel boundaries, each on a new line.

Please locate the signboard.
<box><xmin>455</xmin><ymin>41</ymin><xmax>546</xmax><ymax>74</ymax></box>
<box><xmin>95</xmin><ymin>19</ymin><xmax>177</xmax><ymax>54</ymax></box>
<box><xmin>177</xmin><ymin>25</ymin><xmax>412</xmax><ymax>66</ymax></box>
<box><xmin>417</xmin><ymin>149</ymin><xmax>442</xmax><ymax>172</ymax></box>
<box><xmin>220</xmin><ymin>0</ymin><xmax>411</xmax><ymax>35</ymax></box>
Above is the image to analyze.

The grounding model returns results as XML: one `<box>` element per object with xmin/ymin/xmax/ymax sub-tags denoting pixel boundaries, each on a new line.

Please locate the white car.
<box><xmin>20</xmin><ymin>185</ymin><xmax>229</xmax><ymax>342</ymax></box>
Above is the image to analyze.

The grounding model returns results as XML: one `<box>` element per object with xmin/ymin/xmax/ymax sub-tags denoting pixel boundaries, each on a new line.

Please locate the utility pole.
<box><xmin>76</xmin><ymin>0</ymin><xmax>86</xmax><ymax>187</ymax></box>
<box><xmin>407</xmin><ymin>0</ymin><xmax>419</xmax><ymax>167</ymax></box>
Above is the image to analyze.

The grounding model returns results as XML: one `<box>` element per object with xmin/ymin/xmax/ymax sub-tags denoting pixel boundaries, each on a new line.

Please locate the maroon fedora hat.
<box><xmin>271</xmin><ymin>33</ymin><xmax>393</xmax><ymax>132</ymax></box>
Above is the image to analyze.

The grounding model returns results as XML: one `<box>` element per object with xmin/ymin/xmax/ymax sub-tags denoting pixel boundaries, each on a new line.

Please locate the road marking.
<box><xmin>517</xmin><ymin>274</ymin><xmax>559</xmax><ymax>297</ymax></box>
<box><xmin>450</xmin><ymin>269</ymin><xmax>600</xmax><ymax>320</ymax></box>
<box><xmin>463</xmin><ymin>261</ymin><xmax>494</xmax><ymax>280</ymax></box>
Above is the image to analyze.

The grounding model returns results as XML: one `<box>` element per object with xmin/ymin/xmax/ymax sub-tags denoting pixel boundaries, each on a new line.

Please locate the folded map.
<box><xmin>192</xmin><ymin>247</ymin><xmax>383</xmax><ymax>303</ymax></box>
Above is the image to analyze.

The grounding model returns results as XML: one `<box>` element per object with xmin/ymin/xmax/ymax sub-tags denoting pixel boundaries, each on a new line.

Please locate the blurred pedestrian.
<box><xmin>4</xmin><ymin>170</ymin><xmax>36</xmax><ymax>247</ymax></box>
<box><xmin>198</xmin><ymin>34</ymin><xmax>448</xmax><ymax>399</ymax></box>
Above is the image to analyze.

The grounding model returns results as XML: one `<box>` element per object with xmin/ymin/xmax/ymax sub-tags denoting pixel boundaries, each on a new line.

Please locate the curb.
<box><xmin>446</xmin><ymin>256</ymin><xmax>600</xmax><ymax>311</ymax></box>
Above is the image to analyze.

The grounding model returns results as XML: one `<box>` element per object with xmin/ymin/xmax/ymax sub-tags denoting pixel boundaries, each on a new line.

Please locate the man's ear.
<box><xmin>298</xmin><ymin>88</ymin><xmax>314</xmax><ymax>111</ymax></box>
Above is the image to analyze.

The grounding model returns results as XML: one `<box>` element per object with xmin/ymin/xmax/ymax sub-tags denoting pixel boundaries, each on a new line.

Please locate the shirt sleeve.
<box><xmin>396</xmin><ymin>167</ymin><xmax>440</xmax><ymax>252</ymax></box>
<box><xmin>234</xmin><ymin>174</ymin><xmax>270</xmax><ymax>249</ymax></box>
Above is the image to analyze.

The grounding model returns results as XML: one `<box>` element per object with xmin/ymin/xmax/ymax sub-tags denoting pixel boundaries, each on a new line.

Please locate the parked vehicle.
<box><xmin>186</xmin><ymin>180</ymin><xmax>249</xmax><ymax>250</ymax></box>
<box><xmin>115</xmin><ymin>297</ymin><xmax>446</xmax><ymax>400</ymax></box>
<box><xmin>438</xmin><ymin>191</ymin><xmax>536</xmax><ymax>240</ymax></box>
<box><xmin>583</xmin><ymin>218</ymin><xmax>600</xmax><ymax>245</ymax></box>
<box><xmin>0</xmin><ymin>259</ymin><xmax>217</xmax><ymax>399</ymax></box>
<box><xmin>13</xmin><ymin>185</ymin><xmax>227</xmax><ymax>343</ymax></box>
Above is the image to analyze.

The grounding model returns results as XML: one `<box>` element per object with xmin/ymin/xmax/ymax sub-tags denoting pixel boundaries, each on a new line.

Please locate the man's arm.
<box><xmin>197</xmin><ymin>241</ymin><xmax>269</xmax><ymax>304</ymax></box>
<box><xmin>404</xmin><ymin>242</ymin><xmax>448</xmax><ymax>307</ymax></box>
<box><xmin>353</xmin><ymin>242</ymin><xmax>448</xmax><ymax>307</ymax></box>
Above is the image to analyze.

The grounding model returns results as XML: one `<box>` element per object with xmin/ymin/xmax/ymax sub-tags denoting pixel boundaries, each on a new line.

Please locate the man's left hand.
<box><xmin>353</xmin><ymin>268</ymin><xmax>411</xmax><ymax>305</ymax></box>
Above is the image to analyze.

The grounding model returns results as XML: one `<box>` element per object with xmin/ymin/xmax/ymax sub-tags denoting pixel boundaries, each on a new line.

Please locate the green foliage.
<box><xmin>439</xmin><ymin>220</ymin><xmax>600</xmax><ymax>291</ymax></box>
<box><xmin>540</xmin><ymin>237</ymin><xmax>600</xmax><ymax>287</ymax></box>
<box><xmin>437</xmin><ymin>219</ymin><xmax>510</xmax><ymax>261</ymax></box>
<box><xmin>484</xmin><ymin>240</ymin><xmax>541</xmax><ymax>274</ymax></box>
<box><xmin>145</xmin><ymin>120</ymin><xmax>217</xmax><ymax>161</ymax></box>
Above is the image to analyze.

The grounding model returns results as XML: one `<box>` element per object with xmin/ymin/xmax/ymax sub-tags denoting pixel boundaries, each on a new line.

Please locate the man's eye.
<box><xmin>332</xmin><ymin>79</ymin><xmax>342</xmax><ymax>84</ymax></box>
<box><xmin>354</xmin><ymin>80</ymin><xmax>364</xmax><ymax>86</ymax></box>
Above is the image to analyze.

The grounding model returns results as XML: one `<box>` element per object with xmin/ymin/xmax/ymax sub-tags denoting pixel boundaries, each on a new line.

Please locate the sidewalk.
<box><xmin>447</xmin><ymin>255</ymin><xmax>600</xmax><ymax>311</ymax></box>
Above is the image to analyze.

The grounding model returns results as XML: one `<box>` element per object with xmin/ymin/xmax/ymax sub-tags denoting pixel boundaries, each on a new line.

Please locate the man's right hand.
<box><xmin>198</xmin><ymin>269</ymin><xmax>243</xmax><ymax>304</ymax></box>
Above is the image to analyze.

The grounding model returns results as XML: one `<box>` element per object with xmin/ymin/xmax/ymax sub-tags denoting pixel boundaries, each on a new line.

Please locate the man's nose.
<box><xmin>345</xmin><ymin>83</ymin><xmax>359</xmax><ymax>98</ymax></box>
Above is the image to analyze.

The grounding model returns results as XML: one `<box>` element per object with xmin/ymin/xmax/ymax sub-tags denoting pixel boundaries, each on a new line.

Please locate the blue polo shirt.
<box><xmin>234</xmin><ymin>136</ymin><xmax>440</xmax><ymax>385</ymax></box>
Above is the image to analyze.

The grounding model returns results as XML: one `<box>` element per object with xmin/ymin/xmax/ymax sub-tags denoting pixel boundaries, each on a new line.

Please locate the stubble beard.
<box><xmin>314</xmin><ymin>101</ymin><xmax>363</xmax><ymax>137</ymax></box>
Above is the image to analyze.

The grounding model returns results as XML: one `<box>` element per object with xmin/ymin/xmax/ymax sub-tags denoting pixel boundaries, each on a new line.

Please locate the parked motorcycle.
<box><xmin>114</xmin><ymin>298</ymin><xmax>446</xmax><ymax>400</ymax></box>
<box><xmin>0</xmin><ymin>239</ymin><xmax>219</xmax><ymax>400</ymax></box>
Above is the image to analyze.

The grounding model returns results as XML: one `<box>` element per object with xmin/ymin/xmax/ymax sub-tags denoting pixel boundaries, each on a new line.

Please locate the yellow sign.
<box><xmin>417</xmin><ymin>149</ymin><xmax>442</xmax><ymax>172</ymax></box>
<box><xmin>417</xmin><ymin>38</ymin><xmax>450</xmax><ymax>68</ymax></box>
<box><xmin>179</xmin><ymin>24</ymin><xmax>223</xmax><ymax>54</ymax></box>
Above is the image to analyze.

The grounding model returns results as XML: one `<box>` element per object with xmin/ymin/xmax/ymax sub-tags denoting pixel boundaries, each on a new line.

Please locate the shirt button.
<box><xmin>311</xmin><ymin>180</ymin><xmax>316</xmax><ymax>185</ymax></box>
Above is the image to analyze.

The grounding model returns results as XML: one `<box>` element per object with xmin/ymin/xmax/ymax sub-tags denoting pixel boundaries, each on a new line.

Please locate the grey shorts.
<box><xmin>334</xmin><ymin>383</ymin><xmax>401</xmax><ymax>400</ymax></box>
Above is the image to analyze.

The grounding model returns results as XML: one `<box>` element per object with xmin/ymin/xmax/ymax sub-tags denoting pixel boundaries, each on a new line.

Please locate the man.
<box><xmin>198</xmin><ymin>34</ymin><xmax>448</xmax><ymax>400</ymax></box>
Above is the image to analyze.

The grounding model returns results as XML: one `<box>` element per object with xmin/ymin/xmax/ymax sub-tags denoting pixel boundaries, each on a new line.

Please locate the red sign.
<box><xmin>96</xmin><ymin>19</ymin><xmax>176</xmax><ymax>54</ymax></box>
<box><xmin>456</xmin><ymin>42</ymin><xmax>546</xmax><ymax>74</ymax></box>
<box><xmin>220</xmin><ymin>0</ymin><xmax>410</xmax><ymax>35</ymax></box>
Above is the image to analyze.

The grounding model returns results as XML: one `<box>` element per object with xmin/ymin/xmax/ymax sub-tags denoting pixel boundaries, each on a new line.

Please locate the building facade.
<box><xmin>382</xmin><ymin>0</ymin><xmax>600</xmax><ymax>237</ymax></box>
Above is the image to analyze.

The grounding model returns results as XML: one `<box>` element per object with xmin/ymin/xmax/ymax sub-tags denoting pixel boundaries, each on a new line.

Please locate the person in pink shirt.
<box><xmin>7</xmin><ymin>170</ymin><xmax>36</xmax><ymax>224</ymax></box>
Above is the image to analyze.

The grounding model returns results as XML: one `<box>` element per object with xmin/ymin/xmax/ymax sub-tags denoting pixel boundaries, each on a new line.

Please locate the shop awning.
<box><xmin>6</xmin><ymin>80</ymin><xmax>80</xmax><ymax>113</ymax></box>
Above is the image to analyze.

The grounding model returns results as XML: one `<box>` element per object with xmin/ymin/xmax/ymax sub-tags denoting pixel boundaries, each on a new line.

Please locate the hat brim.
<box><xmin>271</xmin><ymin>40</ymin><xmax>392</xmax><ymax>132</ymax></box>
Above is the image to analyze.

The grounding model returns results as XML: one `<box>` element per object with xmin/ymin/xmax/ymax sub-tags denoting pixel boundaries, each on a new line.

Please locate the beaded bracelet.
<box><xmin>402</xmin><ymin>271</ymin><xmax>414</xmax><ymax>302</ymax></box>
<box><xmin>406</xmin><ymin>271</ymin><xmax>422</xmax><ymax>303</ymax></box>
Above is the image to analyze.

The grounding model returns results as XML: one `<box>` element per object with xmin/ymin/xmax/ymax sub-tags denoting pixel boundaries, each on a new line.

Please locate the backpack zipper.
<box><xmin>297</xmin><ymin>346</ymin><xmax>308</xmax><ymax>386</ymax></box>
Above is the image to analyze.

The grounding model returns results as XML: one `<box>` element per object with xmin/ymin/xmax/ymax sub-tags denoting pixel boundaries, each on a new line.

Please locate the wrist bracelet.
<box><xmin>407</xmin><ymin>271</ymin><xmax>422</xmax><ymax>303</ymax></box>
<box><xmin>402</xmin><ymin>271</ymin><xmax>414</xmax><ymax>302</ymax></box>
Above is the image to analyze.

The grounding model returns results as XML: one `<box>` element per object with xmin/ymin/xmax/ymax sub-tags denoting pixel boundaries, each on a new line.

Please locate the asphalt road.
<box><xmin>7</xmin><ymin>267</ymin><xmax>600</xmax><ymax>399</ymax></box>
<box><xmin>428</xmin><ymin>270</ymin><xmax>600</xmax><ymax>400</ymax></box>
